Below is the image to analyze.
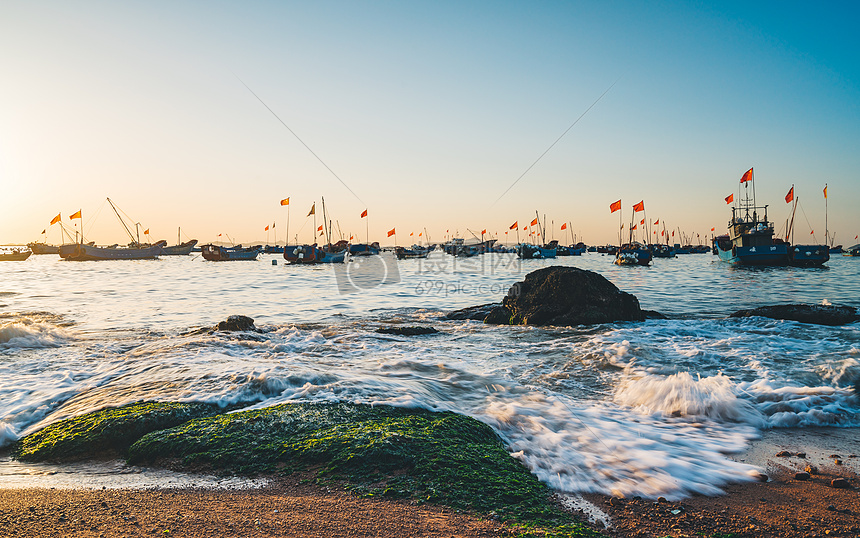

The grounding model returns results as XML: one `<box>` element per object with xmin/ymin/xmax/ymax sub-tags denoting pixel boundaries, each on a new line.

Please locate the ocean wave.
<box><xmin>0</xmin><ymin>314</ymin><xmax>75</xmax><ymax>349</ymax></box>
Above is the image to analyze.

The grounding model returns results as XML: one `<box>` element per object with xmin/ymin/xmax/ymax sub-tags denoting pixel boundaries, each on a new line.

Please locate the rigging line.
<box><xmin>490</xmin><ymin>76</ymin><xmax>622</xmax><ymax>207</ymax></box>
<box><xmin>233</xmin><ymin>74</ymin><xmax>365</xmax><ymax>206</ymax></box>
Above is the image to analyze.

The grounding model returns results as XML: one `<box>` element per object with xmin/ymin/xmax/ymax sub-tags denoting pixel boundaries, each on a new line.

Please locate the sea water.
<box><xmin>1</xmin><ymin>251</ymin><xmax>858</xmax><ymax>498</ymax></box>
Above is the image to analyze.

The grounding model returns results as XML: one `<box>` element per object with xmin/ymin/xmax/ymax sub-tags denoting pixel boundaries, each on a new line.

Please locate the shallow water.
<box><xmin>1</xmin><ymin>251</ymin><xmax>859</xmax><ymax>497</ymax></box>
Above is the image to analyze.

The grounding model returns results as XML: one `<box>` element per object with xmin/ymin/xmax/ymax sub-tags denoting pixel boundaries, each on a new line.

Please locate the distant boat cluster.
<box><xmin>6</xmin><ymin>177</ymin><xmax>859</xmax><ymax>265</ymax></box>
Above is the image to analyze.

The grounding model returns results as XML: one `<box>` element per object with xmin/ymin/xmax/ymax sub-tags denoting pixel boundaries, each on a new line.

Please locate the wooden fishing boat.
<box><xmin>200</xmin><ymin>244</ymin><xmax>260</xmax><ymax>261</ymax></box>
<box><xmin>26</xmin><ymin>242</ymin><xmax>59</xmax><ymax>255</ymax></box>
<box><xmin>0</xmin><ymin>249</ymin><xmax>32</xmax><ymax>261</ymax></box>
<box><xmin>161</xmin><ymin>239</ymin><xmax>198</xmax><ymax>255</ymax></box>
<box><xmin>517</xmin><ymin>243</ymin><xmax>557</xmax><ymax>259</ymax></box>
<box><xmin>349</xmin><ymin>243</ymin><xmax>379</xmax><ymax>256</ymax></box>
<box><xmin>59</xmin><ymin>240</ymin><xmax>166</xmax><ymax>261</ymax></box>
<box><xmin>783</xmin><ymin>185</ymin><xmax>829</xmax><ymax>267</ymax></box>
<box><xmin>843</xmin><ymin>244</ymin><xmax>860</xmax><ymax>257</ymax></box>
<box><xmin>395</xmin><ymin>246</ymin><xmax>429</xmax><ymax>260</ymax></box>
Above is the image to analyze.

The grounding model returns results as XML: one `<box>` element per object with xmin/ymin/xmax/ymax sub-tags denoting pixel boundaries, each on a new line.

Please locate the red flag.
<box><xmin>481</xmin><ymin>229</ymin><xmax>486</xmax><ymax>235</ymax></box>
<box><xmin>740</xmin><ymin>168</ymin><xmax>753</xmax><ymax>183</ymax></box>
<box><xmin>609</xmin><ymin>200</ymin><xmax>621</xmax><ymax>213</ymax></box>
<box><xmin>419</xmin><ymin>232</ymin><xmax>422</xmax><ymax>236</ymax></box>
<box><xmin>631</xmin><ymin>224</ymin><xmax>637</xmax><ymax>230</ymax></box>
<box><xmin>810</xmin><ymin>230</ymin><xmax>814</xmax><ymax>235</ymax></box>
<box><xmin>560</xmin><ymin>223</ymin><xmax>567</xmax><ymax>230</ymax></box>
<box><xmin>265</xmin><ymin>225</ymin><xmax>270</xmax><ymax>231</ymax></box>
<box><xmin>360</xmin><ymin>209</ymin><xmax>368</xmax><ymax>218</ymax></box>
<box><xmin>50</xmin><ymin>213</ymin><xmax>61</xmax><ymax>225</ymax></box>
<box><xmin>218</xmin><ymin>233</ymin><xmax>222</xmax><ymax>237</ymax></box>
<box><xmin>387</xmin><ymin>228</ymin><xmax>396</xmax><ymax>237</ymax></box>
<box><xmin>523</xmin><ymin>226</ymin><xmax>527</xmax><ymax>230</ymax></box>
<box><xmin>144</xmin><ymin>229</ymin><xmax>150</xmax><ymax>235</ymax></box>
<box><xmin>509</xmin><ymin>221</ymin><xmax>518</xmax><ymax>230</ymax></box>
<box><xmin>823</xmin><ymin>185</ymin><xmax>828</xmax><ymax>199</ymax></box>
<box><xmin>654</xmin><ymin>219</ymin><xmax>659</xmax><ymax>225</ymax></box>
<box><xmin>725</xmin><ymin>193</ymin><xmax>734</xmax><ymax>204</ymax></box>
<box><xmin>410</xmin><ymin>232</ymin><xmax>414</xmax><ymax>236</ymax></box>
<box><xmin>530</xmin><ymin>218</ymin><xmax>538</xmax><ymax>226</ymax></box>
<box><xmin>317</xmin><ymin>225</ymin><xmax>323</xmax><ymax>231</ymax></box>
<box><xmin>69</xmin><ymin>210</ymin><xmax>82</xmax><ymax>220</ymax></box>
<box><xmin>661</xmin><ymin>230</ymin><xmax>665</xmax><ymax>236</ymax></box>
<box><xmin>672</xmin><ymin>231</ymin><xmax>675</xmax><ymax>237</ymax></box>
<box><xmin>785</xmin><ymin>186</ymin><xmax>794</xmax><ymax>203</ymax></box>
<box><xmin>350</xmin><ymin>235</ymin><xmax>354</xmax><ymax>240</ymax></box>
<box><xmin>280</xmin><ymin>198</ymin><xmax>290</xmax><ymax>206</ymax></box>
<box><xmin>41</xmin><ymin>229</ymin><xmax>46</xmax><ymax>234</ymax></box>
<box><xmin>633</xmin><ymin>200</ymin><xmax>645</xmax><ymax>212</ymax></box>
<box><xmin>711</xmin><ymin>227</ymin><xmax>715</xmax><ymax>231</ymax></box>
<box><xmin>640</xmin><ymin>218</ymin><xmax>645</xmax><ymax>225</ymax></box>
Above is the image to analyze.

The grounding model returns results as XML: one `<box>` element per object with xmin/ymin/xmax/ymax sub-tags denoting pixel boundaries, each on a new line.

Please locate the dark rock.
<box><xmin>444</xmin><ymin>303</ymin><xmax>500</xmax><ymax>321</ymax></box>
<box><xmin>795</xmin><ymin>452</ymin><xmax>806</xmax><ymax>458</ymax></box>
<box><xmin>776</xmin><ymin>450</ymin><xmax>792</xmax><ymax>457</ymax></box>
<box><xmin>829</xmin><ymin>454</ymin><xmax>842</xmax><ymax>459</ymax></box>
<box><xmin>730</xmin><ymin>304</ymin><xmax>858</xmax><ymax>326</ymax></box>
<box><xmin>376</xmin><ymin>326</ymin><xmax>439</xmax><ymax>336</ymax></box>
<box><xmin>794</xmin><ymin>472</ymin><xmax>810</xmax><ymax>480</ymax></box>
<box><xmin>805</xmin><ymin>465</ymin><xmax>817</xmax><ymax>475</ymax></box>
<box><xmin>756</xmin><ymin>473</ymin><xmax>769</xmax><ymax>482</ymax></box>
<box><xmin>216</xmin><ymin>315</ymin><xmax>257</xmax><ymax>332</ymax></box>
<box><xmin>458</xmin><ymin>267</ymin><xmax>649</xmax><ymax>326</ymax></box>
<box><xmin>830</xmin><ymin>478</ymin><xmax>850</xmax><ymax>489</ymax></box>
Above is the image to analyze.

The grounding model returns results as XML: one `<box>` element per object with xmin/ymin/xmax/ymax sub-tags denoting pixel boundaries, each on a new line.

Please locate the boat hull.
<box><xmin>517</xmin><ymin>244</ymin><xmax>557</xmax><ymax>259</ymax></box>
<box><xmin>161</xmin><ymin>240</ymin><xmax>198</xmax><ymax>255</ymax></box>
<box><xmin>715</xmin><ymin>243</ymin><xmax>789</xmax><ymax>266</ymax></box>
<box><xmin>26</xmin><ymin>242</ymin><xmax>59</xmax><ymax>255</ymax></box>
<box><xmin>0</xmin><ymin>250</ymin><xmax>32</xmax><ymax>261</ymax></box>
<box><xmin>284</xmin><ymin>245</ymin><xmax>346</xmax><ymax>264</ymax></box>
<box><xmin>788</xmin><ymin>244</ymin><xmax>829</xmax><ymax>267</ymax></box>
<box><xmin>200</xmin><ymin>244</ymin><xmax>259</xmax><ymax>261</ymax></box>
<box><xmin>59</xmin><ymin>243</ymin><xmax>163</xmax><ymax>261</ymax></box>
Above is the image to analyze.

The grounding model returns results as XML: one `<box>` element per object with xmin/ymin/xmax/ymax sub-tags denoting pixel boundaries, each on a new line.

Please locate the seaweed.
<box><xmin>11</xmin><ymin>401</ymin><xmax>230</xmax><ymax>462</ymax></box>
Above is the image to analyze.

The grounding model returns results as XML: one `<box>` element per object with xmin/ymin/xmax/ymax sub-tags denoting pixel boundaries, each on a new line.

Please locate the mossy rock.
<box><xmin>11</xmin><ymin>401</ymin><xmax>230</xmax><ymax>462</ymax></box>
<box><xmin>128</xmin><ymin>402</ymin><xmax>592</xmax><ymax>530</ymax></box>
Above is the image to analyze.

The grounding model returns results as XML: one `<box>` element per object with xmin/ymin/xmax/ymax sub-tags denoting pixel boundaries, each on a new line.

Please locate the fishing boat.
<box><xmin>26</xmin><ymin>242</ymin><xmax>59</xmax><ymax>255</ymax></box>
<box><xmin>59</xmin><ymin>240</ymin><xmax>166</xmax><ymax>261</ymax></box>
<box><xmin>160</xmin><ymin>228</ymin><xmax>198</xmax><ymax>255</ymax></box>
<box><xmin>200</xmin><ymin>244</ymin><xmax>260</xmax><ymax>261</ymax></box>
<box><xmin>394</xmin><ymin>246</ymin><xmax>429</xmax><ymax>260</ymax></box>
<box><xmin>714</xmin><ymin>169</ymin><xmax>789</xmax><ymax>266</ymax></box>
<box><xmin>0</xmin><ymin>248</ymin><xmax>32</xmax><ymax>261</ymax></box>
<box><xmin>283</xmin><ymin>198</ymin><xmax>347</xmax><ymax>264</ymax></box>
<box><xmin>517</xmin><ymin>211</ymin><xmax>556</xmax><ymax>259</ymax></box>
<box><xmin>650</xmin><ymin>244</ymin><xmax>676</xmax><ymax>258</ymax></box>
<box><xmin>284</xmin><ymin>244</ymin><xmax>346</xmax><ymax>264</ymax></box>
<box><xmin>349</xmin><ymin>243</ymin><xmax>380</xmax><ymax>256</ymax></box>
<box><xmin>843</xmin><ymin>244</ymin><xmax>860</xmax><ymax>257</ymax></box>
<box><xmin>614</xmin><ymin>242</ymin><xmax>651</xmax><ymax>266</ymax></box>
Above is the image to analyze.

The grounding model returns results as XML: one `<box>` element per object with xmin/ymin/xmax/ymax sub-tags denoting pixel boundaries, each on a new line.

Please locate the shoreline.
<box><xmin>2</xmin><ymin>429</ymin><xmax>858</xmax><ymax>537</ymax></box>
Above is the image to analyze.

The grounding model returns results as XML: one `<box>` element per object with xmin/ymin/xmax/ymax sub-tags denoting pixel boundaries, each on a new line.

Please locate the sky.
<box><xmin>2</xmin><ymin>0</ymin><xmax>859</xmax><ymax>246</ymax></box>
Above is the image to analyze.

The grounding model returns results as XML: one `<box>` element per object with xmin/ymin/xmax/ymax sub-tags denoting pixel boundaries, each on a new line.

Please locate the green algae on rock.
<box><xmin>11</xmin><ymin>401</ymin><xmax>229</xmax><ymax>462</ymax></box>
<box><xmin>128</xmin><ymin>402</ymin><xmax>593</xmax><ymax>532</ymax></box>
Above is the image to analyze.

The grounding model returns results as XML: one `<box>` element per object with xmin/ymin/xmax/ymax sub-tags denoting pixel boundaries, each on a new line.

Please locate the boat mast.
<box><xmin>107</xmin><ymin>198</ymin><xmax>137</xmax><ymax>244</ymax></box>
<box><xmin>825</xmin><ymin>183</ymin><xmax>828</xmax><ymax>246</ymax></box>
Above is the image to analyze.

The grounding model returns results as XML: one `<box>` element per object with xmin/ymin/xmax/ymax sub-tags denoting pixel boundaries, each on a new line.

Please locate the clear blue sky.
<box><xmin>2</xmin><ymin>0</ymin><xmax>858</xmax><ymax>246</ymax></box>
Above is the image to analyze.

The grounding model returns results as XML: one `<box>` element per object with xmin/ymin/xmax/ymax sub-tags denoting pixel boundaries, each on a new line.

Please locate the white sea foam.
<box><xmin>0</xmin><ymin>318</ymin><xmax>73</xmax><ymax>349</ymax></box>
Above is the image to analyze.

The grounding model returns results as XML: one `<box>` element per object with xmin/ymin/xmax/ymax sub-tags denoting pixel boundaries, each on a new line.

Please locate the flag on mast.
<box><xmin>509</xmin><ymin>221</ymin><xmax>518</xmax><ymax>229</ymax></box>
<box><xmin>387</xmin><ymin>228</ymin><xmax>396</xmax><ymax>237</ymax></box>
<box><xmin>609</xmin><ymin>200</ymin><xmax>621</xmax><ymax>213</ymax></box>
<box><xmin>633</xmin><ymin>200</ymin><xmax>645</xmax><ymax>212</ymax></box>
<box><xmin>725</xmin><ymin>193</ymin><xmax>734</xmax><ymax>204</ymax></box>
<box><xmin>360</xmin><ymin>209</ymin><xmax>368</xmax><ymax>218</ymax></box>
<box><xmin>280</xmin><ymin>198</ymin><xmax>290</xmax><ymax>206</ymax></box>
<box><xmin>785</xmin><ymin>186</ymin><xmax>794</xmax><ymax>203</ymax></box>
<box><xmin>50</xmin><ymin>213</ymin><xmax>61</xmax><ymax>225</ymax></box>
<box><xmin>307</xmin><ymin>204</ymin><xmax>315</xmax><ymax>216</ymax></box>
<box><xmin>70</xmin><ymin>210</ymin><xmax>82</xmax><ymax>219</ymax></box>
<box><xmin>740</xmin><ymin>168</ymin><xmax>753</xmax><ymax>183</ymax></box>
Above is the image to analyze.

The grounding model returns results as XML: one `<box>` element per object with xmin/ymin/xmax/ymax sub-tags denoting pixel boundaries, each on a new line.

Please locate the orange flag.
<box><xmin>69</xmin><ymin>210</ymin><xmax>82</xmax><ymax>220</ymax></box>
<box><xmin>280</xmin><ymin>198</ymin><xmax>290</xmax><ymax>206</ymax></box>
<box><xmin>609</xmin><ymin>200</ymin><xmax>621</xmax><ymax>213</ymax></box>
<box><xmin>560</xmin><ymin>223</ymin><xmax>567</xmax><ymax>230</ymax></box>
<box><xmin>144</xmin><ymin>229</ymin><xmax>150</xmax><ymax>235</ymax></box>
<box><xmin>530</xmin><ymin>218</ymin><xmax>538</xmax><ymax>226</ymax></box>
<box><xmin>317</xmin><ymin>225</ymin><xmax>323</xmax><ymax>231</ymax></box>
<box><xmin>50</xmin><ymin>213</ymin><xmax>61</xmax><ymax>225</ymax></box>
<box><xmin>633</xmin><ymin>200</ymin><xmax>645</xmax><ymax>212</ymax></box>
<box><xmin>307</xmin><ymin>204</ymin><xmax>315</xmax><ymax>217</ymax></box>
<box><xmin>410</xmin><ymin>232</ymin><xmax>414</xmax><ymax>236</ymax></box>
<box><xmin>654</xmin><ymin>219</ymin><xmax>659</xmax><ymax>225</ymax></box>
<box><xmin>481</xmin><ymin>229</ymin><xmax>487</xmax><ymax>235</ymax></box>
<box><xmin>711</xmin><ymin>227</ymin><xmax>715</xmax><ymax>231</ymax></box>
<box><xmin>640</xmin><ymin>218</ymin><xmax>645</xmax><ymax>225</ymax></box>
<box><xmin>740</xmin><ymin>168</ymin><xmax>753</xmax><ymax>183</ymax></box>
<box><xmin>419</xmin><ymin>232</ymin><xmax>422</xmax><ymax>236</ymax></box>
<box><xmin>725</xmin><ymin>193</ymin><xmax>734</xmax><ymax>204</ymax></box>
<box><xmin>823</xmin><ymin>185</ymin><xmax>828</xmax><ymax>199</ymax></box>
<box><xmin>509</xmin><ymin>221</ymin><xmax>518</xmax><ymax>230</ymax></box>
<box><xmin>360</xmin><ymin>209</ymin><xmax>368</xmax><ymax>218</ymax></box>
<box><xmin>265</xmin><ymin>225</ymin><xmax>270</xmax><ymax>231</ymax></box>
<box><xmin>387</xmin><ymin>228</ymin><xmax>396</xmax><ymax>237</ymax></box>
<box><xmin>785</xmin><ymin>186</ymin><xmax>794</xmax><ymax>203</ymax></box>
<box><xmin>631</xmin><ymin>224</ymin><xmax>637</xmax><ymax>230</ymax></box>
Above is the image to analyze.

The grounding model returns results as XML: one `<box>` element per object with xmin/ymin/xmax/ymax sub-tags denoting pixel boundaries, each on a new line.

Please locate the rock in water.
<box><xmin>729</xmin><ymin>304</ymin><xmax>858</xmax><ymax>326</ymax></box>
<box><xmin>216</xmin><ymin>315</ymin><xmax>257</xmax><ymax>332</ymax></box>
<box><xmin>376</xmin><ymin>326</ymin><xmax>439</xmax><ymax>336</ymax></box>
<box><xmin>464</xmin><ymin>267</ymin><xmax>647</xmax><ymax>326</ymax></box>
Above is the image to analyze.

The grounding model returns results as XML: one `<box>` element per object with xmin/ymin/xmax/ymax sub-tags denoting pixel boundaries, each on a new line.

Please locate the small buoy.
<box><xmin>272</xmin><ymin>259</ymin><xmax>277</xmax><ymax>265</ymax></box>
